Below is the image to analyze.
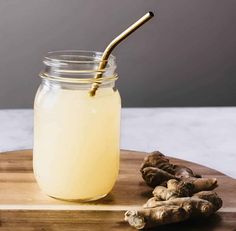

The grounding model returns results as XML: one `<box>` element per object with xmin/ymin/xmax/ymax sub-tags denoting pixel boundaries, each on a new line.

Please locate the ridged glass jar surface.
<box><xmin>33</xmin><ymin>51</ymin><xmax>121</xmax><ymax>201</ymax></box>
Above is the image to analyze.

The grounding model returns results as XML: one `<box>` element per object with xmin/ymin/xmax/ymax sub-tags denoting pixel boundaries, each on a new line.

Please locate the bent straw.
<box><xmin>89</xmin><ymin>11</ymin><xmax>154</xmax><ymax>96</ymax></box>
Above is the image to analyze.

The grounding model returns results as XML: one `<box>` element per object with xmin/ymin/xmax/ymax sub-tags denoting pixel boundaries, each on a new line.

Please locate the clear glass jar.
<box><xmin>33</xmin><ymin>50</ymin><xmax>121</xmax><ymax>201</ymax></box>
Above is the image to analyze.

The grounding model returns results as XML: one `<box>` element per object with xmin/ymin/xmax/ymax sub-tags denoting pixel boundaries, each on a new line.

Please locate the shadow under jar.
<box><xmin>33</xmin><ymin>50</ymin><xmax>121</xmax><ymax>201</ymax></box>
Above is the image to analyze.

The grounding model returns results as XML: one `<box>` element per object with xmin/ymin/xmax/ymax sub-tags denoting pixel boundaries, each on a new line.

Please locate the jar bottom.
<box><xmin>48</xmin><ymin>193</ymin><xmax>108</xmax><ymax>202</ymax></box>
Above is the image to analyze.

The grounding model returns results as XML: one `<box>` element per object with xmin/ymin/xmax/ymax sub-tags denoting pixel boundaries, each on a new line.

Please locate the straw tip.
<box><xmin>148</xmin><ymin>11</ymin><xmax>154</xmax><ymax>17</ymax></box>
<box><xmin>89</xmin><ymin>90</ymin><xmax>95</xmax><ymax>96</ymax></box>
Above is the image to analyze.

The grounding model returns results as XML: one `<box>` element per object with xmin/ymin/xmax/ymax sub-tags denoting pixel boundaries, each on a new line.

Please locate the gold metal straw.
<box><xmin>89</xmin><ymin>11</ymin><xmax>154</xmax><ymax>96</ymax></box>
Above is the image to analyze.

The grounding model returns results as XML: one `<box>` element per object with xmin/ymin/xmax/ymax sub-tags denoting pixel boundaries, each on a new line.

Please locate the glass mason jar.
<box><xmin>33</xmin><ymin>50</ymin><xmax>121</xmax><ymax>201</ymax></box>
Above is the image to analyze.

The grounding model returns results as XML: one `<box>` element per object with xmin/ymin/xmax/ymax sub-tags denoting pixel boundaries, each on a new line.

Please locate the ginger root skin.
<box><xmin>190</xmin><ymin>178</ymin><xmax>218</xmax><ymax>193</ymax></box>
<box><xmin>125</xmin><ymin>205</ymin><xmax>189</xmax><ymax>229</ymax></box>
<box><xmin>152</xmin><ymin>178</ymin><xmax>217</xmax><ymax>202</ymax></box>
<box><xmin>151</xmin><ymin>179</ymin><xmax>195</xmax><ymax>202</ymax></box>
<box><xmin>126</xmin><ymin>194</ymin><xmax>222</xmax><ymax>229</ymax></box>
<box><xmin>124</xmin><ymin>151</ymin><xmax>223</xmax><ymax>229</ymax></box>
<box><xmin>140</xmin><ymin>151</ymin><xmax>199</xmax><ymax>179</ymax></box>
<box><xmin>141</xmin><ymin>151</ymin><xmax>218</xmax><ymax>192</ymax></box>
<box><xmin>146</xmin><ymin>180</ymin><xmax>222</xmax><ymax>212</ymax></box>
<box><xmin>152</xmin><ymin>185</ymin><xmax>178</xmax><ymax>201</ymax></box>
<box><xmin>193</xmin><ymin>191</ymin><xmax>223</xmax><ymax>212</ymax></box>
<box><xmin>140</xmin><ymin>167</ymin><xmax>177</xmax><ymax>187</ymax></box>
<box><xmin>143</xmin><ymin>197</ymin><xmax>217</xmax><ymax>217</ymax></box>
<box><xmin>167</xmin><ymin>179</ymin><xmax>194</xmax><ymax>197</ymax></box>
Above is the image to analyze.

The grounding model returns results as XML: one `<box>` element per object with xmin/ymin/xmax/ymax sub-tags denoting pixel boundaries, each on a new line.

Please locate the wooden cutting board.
<box><xmin>0</xmin><ymin>150</ymin><xmax>236</xmax><ymax>230</ymax></box>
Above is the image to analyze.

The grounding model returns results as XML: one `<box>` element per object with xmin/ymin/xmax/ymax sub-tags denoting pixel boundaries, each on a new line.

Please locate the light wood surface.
<box><xmin>0</xmin><ymin>149</ymin><xmax>236</xmax><ymax>230</ymax></box>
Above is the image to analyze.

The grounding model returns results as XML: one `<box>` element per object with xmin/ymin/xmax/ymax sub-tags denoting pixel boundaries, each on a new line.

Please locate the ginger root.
<box><xmin>144</xmin><ymin>193</ymin><xmax>222</xmax><ymax>214</ymax></box>
<box><xmin>125</xmin><ymin>151</ymin><xmax>223</xmax><ymax>229</ymax></box>
<box><xmin>125</xmin><ymin>193</ymin><xmax>222</xmax><ymax>229</ymax></box>
<box><xmin>152</xmin><ymin>179</ymin><xmax>194</xmax><ymax>200</ymax></box>
<box><xmin>140</xmin><ymin>151</ymin><xmax>218</xmax><ymax>192</ymax></box>
<box><xmin>188</xmin><ymin>177</ymin><xmax>218</xmax><ymax>193</ymax></box>
<box><xmin>125</xmin><ymin>205</ymin><xmax>189</xmax><ymax>229</ymax></box>
<box><xmin>140</xmin><ymin>151</ymin><xmax>199</xmax><ymax>178</ymax></box>
<box><xmin>125</xmin><ymin>182</ymin><xmax>222</xmax><ymax>229</ymax></box>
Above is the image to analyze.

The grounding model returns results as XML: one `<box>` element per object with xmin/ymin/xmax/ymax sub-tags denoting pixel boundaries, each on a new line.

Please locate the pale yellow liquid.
<box><xmin>33</xmin><ymin>85</ymin><xmax>121</xmax><ymax>200</ymax></box>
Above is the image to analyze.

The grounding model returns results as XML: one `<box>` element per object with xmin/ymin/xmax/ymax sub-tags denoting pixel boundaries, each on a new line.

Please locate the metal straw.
<box><xmin>89</xmin><ymin>11</ymin><xmax>154</xmax><ymax>96</ymax></box>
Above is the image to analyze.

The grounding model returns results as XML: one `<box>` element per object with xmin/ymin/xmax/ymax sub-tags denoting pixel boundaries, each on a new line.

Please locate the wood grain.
<box><xmin>0</xmin><ymin>149</ymin><xmax>236</xmax><ymax>230</ymax></box>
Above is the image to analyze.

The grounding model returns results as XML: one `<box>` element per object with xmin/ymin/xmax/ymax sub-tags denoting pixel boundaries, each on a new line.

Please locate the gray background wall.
<box><xmin>0</xmin><ymin>0</ymin><xmax>235</xmax><ymax>108</ymax></box>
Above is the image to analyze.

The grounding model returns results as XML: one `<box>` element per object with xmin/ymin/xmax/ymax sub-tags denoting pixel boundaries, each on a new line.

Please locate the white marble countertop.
<box><xmin>0</xmin><ymin>108</ymin><xmax>236</xmax><ymax>178</ymax></box>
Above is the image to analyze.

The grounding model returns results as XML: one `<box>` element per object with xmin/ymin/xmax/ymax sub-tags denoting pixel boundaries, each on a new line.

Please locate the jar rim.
<box><xmin>40</xmin><ymin>50</ymin><xmax>118</xmax><ymax>84</ymax></box>
<box><xmin>44</xmin><ymin>50</ymin><xmax>116</xmax><ymax>64</ymax></box>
